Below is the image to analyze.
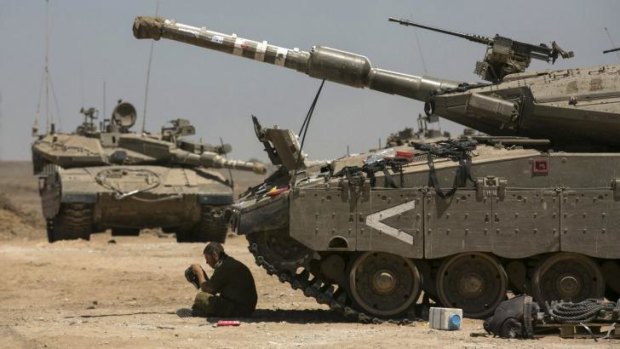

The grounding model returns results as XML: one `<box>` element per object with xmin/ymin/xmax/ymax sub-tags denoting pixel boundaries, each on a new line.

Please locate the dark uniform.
<box><xmin>192</xmin><ymin>255</ymin><xmax>257</xmax><ymax>317</ymax></box>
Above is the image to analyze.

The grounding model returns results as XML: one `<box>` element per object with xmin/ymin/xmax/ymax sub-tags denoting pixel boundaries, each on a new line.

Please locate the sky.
<box><xmin>1</xmin><ymin>0</ymin><xmax>619</xmax><ymax>162</ymax></box>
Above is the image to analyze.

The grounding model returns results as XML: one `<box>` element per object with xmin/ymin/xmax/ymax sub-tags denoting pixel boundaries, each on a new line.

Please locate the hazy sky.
<box><xmin>1</xmin><ymin>0</ymin><xmax>619</xmax><ymax>162</ymax></box>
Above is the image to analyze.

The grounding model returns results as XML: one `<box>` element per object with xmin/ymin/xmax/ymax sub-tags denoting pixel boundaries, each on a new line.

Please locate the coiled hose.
<box><xmin>548</xmin><ymin>299</ymin><xmax>617</xmax><ymax>323</ymax></box>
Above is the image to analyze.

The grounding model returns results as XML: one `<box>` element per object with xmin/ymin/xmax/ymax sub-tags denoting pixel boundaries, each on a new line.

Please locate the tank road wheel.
<box><xmin>531</xmin><ymin>253</ymin><xmax>604</xmax><ymax>304</ymax></box>
<box><xmin>47</xmin><ymin>203</ymin><xmax>93</xmax><ymax>243</ymax></box>
<box><xmin>177</xmin><ymin>206</ymin><xmax>231</xmax><ymax>243</ymax></box>
<box><xmin>436</xmin><ymin>253</ymin><xmax>507</xmax><ymax>319</ymax></box>
<box><xmin>347</xmin><ymin>252</ymin><xmax>421</xmax><ymax>318</ymax></box>
<box><xmin>247</xmin><ymin>229</ymin><xmax>313</xmax><ymax>273</ymax></box>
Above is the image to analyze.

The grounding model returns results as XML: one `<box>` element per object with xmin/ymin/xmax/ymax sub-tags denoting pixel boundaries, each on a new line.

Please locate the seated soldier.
<box><xmin>186</xmin><ymin>242</ymin><xmax>257</xmax><ymax>317</ymax></box>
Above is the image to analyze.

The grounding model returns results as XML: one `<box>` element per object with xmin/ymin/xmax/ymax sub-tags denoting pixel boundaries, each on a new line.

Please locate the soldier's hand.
<box><xmin>190</xmin><ymin>263</ymin><xmax>203</xmax><ymax>277</ymax></box>
<box><xmin>184</xmin><ymin>265</ymin><xmax>201</xmax><ymax>289</ymax></box>
<box><xmin>191</xmin><ymin>263</ymin><xmax>209</xmax><ymax>283</ymax></box>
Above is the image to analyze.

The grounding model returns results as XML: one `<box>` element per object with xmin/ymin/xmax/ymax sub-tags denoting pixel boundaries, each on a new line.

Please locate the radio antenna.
<box><xmin>141</xmin><ymin>0</ymin><xmax>160</xmax><ymax>134</ymax></box>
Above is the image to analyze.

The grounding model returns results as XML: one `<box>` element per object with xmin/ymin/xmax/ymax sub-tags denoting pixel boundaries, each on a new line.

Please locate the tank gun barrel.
<box><xmin>133</xmin><ymin>16</ymin><xmax>462</xmax><ymax>102</ymax></box>
<box><xmin>171</xmin><ymin>149</ymin><xmax>266</xmax><ymax>175</ymax></box>
<box><xmin>604</xmin><ymin>47</ymin><xmax>620</xmax><ymax>54</ymax></box>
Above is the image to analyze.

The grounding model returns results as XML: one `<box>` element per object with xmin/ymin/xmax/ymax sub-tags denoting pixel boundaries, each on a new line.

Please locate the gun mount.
<box><xmin>161</xmin><ymin>118</ymin><xmax>195</xmax><ymax>141</ymax></box>
<box><xmin>133</xmin><ymin>16</ymin><xmax>620</xmax><ymax>152</ymax></box>
<box><xmin>389</xmin><ymin>17</ymin><xmax>574</xmax><ymax>83</ymax></box>
<box><xmin>77</xmin><ymin>107</ymin><xmax>99</xmax><ymax>135</ymax></box>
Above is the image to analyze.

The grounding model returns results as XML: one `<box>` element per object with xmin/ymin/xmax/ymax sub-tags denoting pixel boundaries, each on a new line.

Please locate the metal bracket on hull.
<box><xmin>476</xmin><ymin>176</ymin><xmax>507</xmax><ymax>200</ymax></box>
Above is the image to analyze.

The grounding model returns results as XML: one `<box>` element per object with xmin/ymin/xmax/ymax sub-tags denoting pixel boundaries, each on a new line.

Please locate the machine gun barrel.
<box><xmin>604</xmin><ymin>47</ymin><xmax>620</xmax><ymax>54</ymax></box>
<box><xmin>171</xmin><ymin>149</ymin><xmax>266</xmax><ymax>174</ymax></box>
<box><xmin>389</xmin><ymin>17</ymin><xmax>573</xmax><ymax>83</ymax></box>
<box><xmin>388</xmin><ymin>17</ymin><xmax>493</xmax><ymax>45</ymax></box>
<box><xmin>133</xmin><ymin>16</ymin><xmax>461</xmax><ymax>102</ymax></box>
<box><xmin>388</xmin><ymin>17</ymin><xmax>572</xmax><ymax>63</ymax></box>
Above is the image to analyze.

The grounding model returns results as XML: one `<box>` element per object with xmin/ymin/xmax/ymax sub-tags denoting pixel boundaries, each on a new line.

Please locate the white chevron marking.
<box><xmin>365</xmin><ymin>200</ymin><xmax>416</xmax><ymax>245</ymax></box>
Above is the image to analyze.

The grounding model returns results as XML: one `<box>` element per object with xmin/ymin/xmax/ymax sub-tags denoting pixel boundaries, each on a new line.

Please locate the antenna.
<box><xmin>142</xmin><ymin>0</ymin><xmax>160</xmax><ymax>134</ymax></box>
<box><xmin>35</xmin><ymin>0</ymin><xmax>61</xmax><ymax>134</ymax></box>
<box><xmin>410</xmin><ymin>12</ymin><xmax>428</xmax><ymax>75</ymax></box>
<box><xmin>34</xmin><ymin>70</ymin><xmax>44</xmax><ymax>135</ymax></box>
<box><xmin>45</xmin><ymin>0</ymin><xmax>50</xmax><ymax>132</ymax></box>
<box><xmin>102</xmin><ymin>80</ymin><xmax>106</xmax><ymax>120</ymax></box>
<box><xmin>48</xmin><ymin>72</ymin><xmax>62</xmax><ymax>130</ymax></box>
<box><xmin>80</xmin><ymin>60</ymin><xmax>84</xmax><ymax>108</ymax></box>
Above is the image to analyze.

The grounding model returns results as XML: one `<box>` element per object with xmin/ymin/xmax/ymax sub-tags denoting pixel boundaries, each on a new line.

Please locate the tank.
<box><xmin>32</xmin><ymin>100</ymin><xmax>266</xmax><ymax>243</ymax></box>
<box><xmin>385</xmin><ymin>114</ymin><xmax>453</xmax><ymax>148</ymax></box>
<box><xmin>132</xmin><ymin>16</ymin><xmax>620</xmax><ymax>320</ymax></box>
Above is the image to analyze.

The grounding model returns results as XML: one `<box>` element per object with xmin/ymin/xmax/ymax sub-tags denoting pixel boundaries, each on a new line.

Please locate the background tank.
<box><xmin>132</xmin><ymin>17</ymin><xmax>620</xmax><ymax>320</ymax></box>
<box><xmin>32</xmin><ymin>100</ymin><xmax>266</xmax><ymax>243</ymax></box>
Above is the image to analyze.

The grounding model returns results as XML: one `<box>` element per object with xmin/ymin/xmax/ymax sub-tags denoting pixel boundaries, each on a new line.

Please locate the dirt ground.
<box><xmin>0</xmin><ymin>161</ymin><xmax>617</xmax><ymax>349</ymax></box>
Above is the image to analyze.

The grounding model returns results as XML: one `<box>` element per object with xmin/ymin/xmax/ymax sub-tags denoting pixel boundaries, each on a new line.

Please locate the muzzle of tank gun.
<box><xmin>199</xmin><ymin>153</ymin><xmax>267</xmax><ymax>175</ymax></box>
<box><xmin>252</xmin><ymin>163</ymin><xmax>267</xmax><ymax>175</ymax></box>
<box><xmin>132</xmin><ymin>16</ymin><xmax>462</xmax><ymax>102</ymax></box>
<box><xmin>133</xmin><ymin>16</ymin><xmax>164</xmax><ymax>40</ymax></box>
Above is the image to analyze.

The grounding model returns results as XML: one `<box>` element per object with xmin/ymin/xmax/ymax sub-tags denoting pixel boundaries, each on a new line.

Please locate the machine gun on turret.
<box><xmin>388</xmin><ymin>17</ymin><xmax>574</xmax><ymax>83</ymax></box>
<box><xmin>77</xmin><ymin>107</ymin><xmax>99</xmax><ymax>135</ymax></box>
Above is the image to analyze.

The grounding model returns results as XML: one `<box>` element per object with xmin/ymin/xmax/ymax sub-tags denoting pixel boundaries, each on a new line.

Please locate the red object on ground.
<box><xmin>216</xmin><ymin>320</ymin><xmax>241</xmax><ymax>327</ymax></box>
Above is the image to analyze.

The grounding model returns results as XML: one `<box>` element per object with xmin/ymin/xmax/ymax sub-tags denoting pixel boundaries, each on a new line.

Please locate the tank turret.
<box><xmin>133</xmin><ymin>16</ymin><xmax>620</xmax><ymax>152</ymax></box>
<box><xmin>33</xmin><ymin>101</ymin><xmax>265</xmax><ymax>174</ymax></box>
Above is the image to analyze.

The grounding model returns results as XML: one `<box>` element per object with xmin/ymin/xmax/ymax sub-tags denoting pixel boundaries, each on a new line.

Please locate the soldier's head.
<box><xmin>203</xmin><ymin>242</ymin><xmax>225</xmax><ymax>268</ymax></box>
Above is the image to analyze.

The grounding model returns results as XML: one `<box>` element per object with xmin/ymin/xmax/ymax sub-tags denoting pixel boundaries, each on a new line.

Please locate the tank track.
<box><xmin>47</xmin><ymin>203</ymin><xmax>93</xmax><ymax>242</ymax></box>
<box><xmin>246</xmin><ymin>238</ymin><xmax>415</xmax><ymax>324</ymax></box>
<box><xmin>177</xmin><ymin>205</ymin><xmax>230</xmax><ymax>243</ymax></box>
<box><xmin>200</xmin><ymin>205</ymin><xmax>230</xmax><ymax>243</ymax></box>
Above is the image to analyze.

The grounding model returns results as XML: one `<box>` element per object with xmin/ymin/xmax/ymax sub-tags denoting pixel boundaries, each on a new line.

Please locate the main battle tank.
<box><xmin>132</xmin><ymin>17</ymin><xmax>620</xmax><ymax>320</ymax></box>
<box><xmin>32</xmin><ymin>100</ymin><xmax>266</xmax><ymax>243</ymax></box>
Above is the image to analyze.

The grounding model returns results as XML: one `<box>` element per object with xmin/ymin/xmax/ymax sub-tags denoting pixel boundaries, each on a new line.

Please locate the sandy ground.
<box><xmin>0</xmin><ymin>161</ymin><xmax>618</xmax><ymax>349</ymax></box>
